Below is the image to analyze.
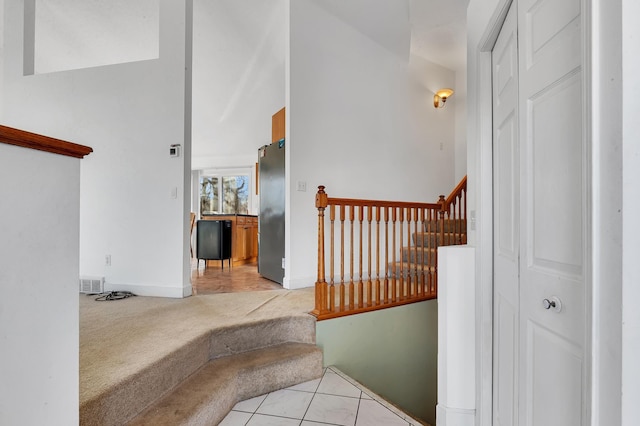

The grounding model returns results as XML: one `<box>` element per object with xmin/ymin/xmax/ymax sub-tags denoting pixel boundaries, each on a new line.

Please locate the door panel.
<box><xmin>526</xmin><ymin>322</ymin><xmax>584</xmax><ymax>426</ymax></box>
<box><xmin>528</xmin><ymin>72</ymin><xmax>583</xmax><ymax>276</ymax></box>
<box><xmin>526</xmin><ymin>0</ymin><xmax>580</xmax><ymax>61</ymax></box>
<box><xmin>519</xmin><ymin>0</ymin><xmax>586</xmax><ymax>424</ymax></box>
<box><xmin>495</xmin><ymin>295</ymin><xmax>518</xmax><ymax>425</ymax></box>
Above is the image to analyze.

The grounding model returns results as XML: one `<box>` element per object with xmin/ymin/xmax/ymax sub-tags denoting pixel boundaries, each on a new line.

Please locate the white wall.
<box><xmin>621</xmin><ymin>0</ymin><xmax>640</xmax><ymax>423</ymax></box>
<box><xmin>191</xmin><ymin>0</ymin><xmax>286</xmax><ymax>168</ymax></box>
<box><xmin>454</xmin><ymin>67</ymin><xmax>467</xmax><ymax>182</ymax></box>
<box><xmin>316</xmin><ymin>300</ymin><xmax>438</xmax><ymax>425</ymax></box>
<box><xmin>1</xmin><ymin>0</ymin><xmax>192</xmax><ymax>298</ymax></box>
<box><xmin>0</xmin><ymin>144</ymin><xmax>82</xmax><ymax>426</ymax></box>
<box><xmin>0</xmin><ymin>0</ymin><xmax>4</xmax><ymax>119</ymax></box>
<box><xmin>437</xmin><ymin>246</ymin><xmax>476</xmax><ymax>426</ymax></box>
<box><xmin>592</xmin><ymin>0</ymin><xmax>623</xmax><ymax>424</ymax></box>
<box><xmin>32</xmin><ymin>0</ymin><xmax>159</xmax><ymax>74</ymax></box>
<box><xmin>286</xmin><ymin>0</ymin><xmax>456</xmax><ymax>289</ymax></box>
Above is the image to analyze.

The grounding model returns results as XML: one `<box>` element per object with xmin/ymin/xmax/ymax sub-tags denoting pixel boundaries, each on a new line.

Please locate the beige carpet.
<box><xmin>80</xmin><ymin>288</ymin><xmax>316</xmax><ymax>424</ymax></box>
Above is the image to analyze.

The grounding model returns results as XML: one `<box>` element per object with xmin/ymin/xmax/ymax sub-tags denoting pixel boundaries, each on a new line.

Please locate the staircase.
<box><xmin>312</xmin><ymin>176</ymin><xmax>467</xmax><ymax>320</ymax></box>
<box><xmin>80</xmin><ymin>314</ymin><xmax>322</xmax><ymax>426</ymax></box>
<box><xmin>390</xmin><ymin>218</ymin><xmax>467</xmax><ymax>276</ymax></box>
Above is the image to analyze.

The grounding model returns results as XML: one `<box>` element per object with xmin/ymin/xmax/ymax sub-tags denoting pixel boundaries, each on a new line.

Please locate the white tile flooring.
<box><xmin>219</xmin><ymin>366</ymin><xmax>424</xmax><ymax>426</ymax></box>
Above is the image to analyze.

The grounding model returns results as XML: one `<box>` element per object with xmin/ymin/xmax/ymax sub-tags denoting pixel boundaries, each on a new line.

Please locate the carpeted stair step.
<box><xmin>80</xmin><ymin>315</ymin><xmax>318</xmax><ymax>426</ymax></box>
<box><xmin>423</xmin><ymin>219</ymin><xmax>467</xmax><ymax>233</ymax></box>
<box><xmin>128</xmin><ymin>342</ymin><xmax>323</xmax><ymax>426</ymax></box>
<box><xmin>412</xmin><ymin>231</ymin><xmax>467</xmax><ymax>246</ymax></box>
<box><xmin>401</xmin><ymin>246</ymin><xmax>437</xmax><ymax>265</ymax></box>
<box><xmin>387</xmin><ymin>261</ymin><xmax>437</xmax><ymax>279</ymax></box>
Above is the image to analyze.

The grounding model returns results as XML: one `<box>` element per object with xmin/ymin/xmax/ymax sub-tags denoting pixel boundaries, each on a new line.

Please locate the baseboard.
<box><xmin>436</xmin><ymin>405</ymin><xmax>475</xmax><ymax>426</ymax></box>
<box><xmin>104</xmin><ymin>282</ymin><xmax>190</xmax><ymax>298</ymax></box>
<box><xmin>282</xmin><ymin>275</ymin><xmax>315</xmax><ymax>290</ymax></box>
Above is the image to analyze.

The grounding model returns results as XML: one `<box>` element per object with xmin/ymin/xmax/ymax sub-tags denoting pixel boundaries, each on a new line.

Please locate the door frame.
<box><xmin>470</xmin><ymin>0</ymin><xmax>603</xmax><ymax>424</ymax></box>
<box><xmin>472</xmin><ymin>2</ymin><xmax>513</xmax><ymax>425</ymax></box>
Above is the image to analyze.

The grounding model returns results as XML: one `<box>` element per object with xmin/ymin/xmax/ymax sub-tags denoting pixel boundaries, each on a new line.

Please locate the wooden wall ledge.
<box><xmin>0</xmin><ymin>124</ymin><xmax>93</xmax><ymax>158</ymax></box>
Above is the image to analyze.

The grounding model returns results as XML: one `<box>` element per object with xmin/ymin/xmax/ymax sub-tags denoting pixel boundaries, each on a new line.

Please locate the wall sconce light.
<box><xmin>434</xmin><ymin>88</ymin><xmax>454</xmax><ymax>108</ymax></box>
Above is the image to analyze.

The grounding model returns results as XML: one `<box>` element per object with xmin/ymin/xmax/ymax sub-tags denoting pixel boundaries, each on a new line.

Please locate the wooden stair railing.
<box><xmin>311</xmin><ymin>176</ymin><xmax>467</xmax><ymax>321</ymax></box>
<box><xmin>0</xmin><ymin>124</ymin><xmax>93</xmax><ymax>158</ymax></box>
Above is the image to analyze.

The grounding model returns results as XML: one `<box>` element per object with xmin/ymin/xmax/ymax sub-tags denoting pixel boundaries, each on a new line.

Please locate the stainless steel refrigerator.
<box><xmin>258</xmin><ymin>141</ymin><xmax>285</xmax><ymax>284</ymax></box>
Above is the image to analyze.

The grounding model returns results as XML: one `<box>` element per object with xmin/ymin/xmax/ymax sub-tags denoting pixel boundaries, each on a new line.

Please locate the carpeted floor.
<box><xmin>79</xmin><ymin>288</ymin><xmax>316</xmax><ymax>418</ymax></box>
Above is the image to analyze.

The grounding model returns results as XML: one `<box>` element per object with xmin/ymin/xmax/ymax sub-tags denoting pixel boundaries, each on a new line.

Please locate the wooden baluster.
<box><xmin>438</xmin><ymin>195</ymin><xmax>446</xmax><ymax>249</ymax></box>
<box><xmin>457</xmin><ymin>193</ymin><xmax>462</xmax><ymax>243</ymax></box>
<box><xmin>349</xmin><ymin>205</ymin><xmax>355</xmax><ymax>311</ymax></box>
<box><xmin>384</xmin><ymin>206</ymin><xmax>389</xmax><ymax>305</ymax></box>
<box><xmin>429</xmin><ymin>208</ymin><xmax>436</xmax><ymax>295</ymax></box>
<box><xmin>398</xmin><ymin>207</ymin><xmax>405</xmax><ymax>300</ymax></box>
<box><xmin>418</xmin><ymin>208</ymin><xmax>425</xmax><ymax>297</ymax></box>
<box><xmin>448</xmin><ymin>209</ymin><xmax>452</xmax><ymax>246</ymax></box>
<box><xmin>414</xmin><ymin>207</ymin><xmax>420</xmax><ymax>298</ymax></box>
<box><xmin>339</xmin><ymin>205</ymin><xmax>345</xmax><ymax>312</ymax></box>
<box><xmin>426</xmin><ymin>209</ymin><xmax>432</xmax><ymax>293</ymax></box>
<box><xmin>312</xmin><ymin>186</ymin><xmax>328</xmax><ymax>317</ymax></box>
<box><xmin>358</xmin><ymin>205</ymin><xmax>364</xmax><ymax>309</ymax></box>
<box><xmin>375</xmin><ymin>206</ymin><xmax>381</xmax><ymax>306</ymax></box>
<box><xmin>457</xmin><ymin>196</ymin><xmax>462</xmax><ymax>243</ymax></box>
<box><xmin>450</xmin><ymin>198</ymin><xmax>455</xmax><ymax>244</ymax></box>
<box><xmin>391</xmin><ymin>207</ymin><xmax>397</xmax><ymax>303</ymax></box>
<box><xmin>329</xmin><ymin>204</ymin><xmax>335</xmax><ymax>312</ymax></box>
<box><xmin>406</xmin><ymin>207</ymin><xmax>413</xmax><ymax>299</ymax></box>
<box><xmin>463</xmin><ymin>187</ymin><xmax>468</xmax><ymax>243</ymax></box>
<box><xmin>367</xmin><ymin>205</ymin><xmax>373</xmax><ymax>307</ymax></box>
<box><xmin>435</xmin><ymin>206</ymin><xmax>442</xmax><ymax>297</ymax></box>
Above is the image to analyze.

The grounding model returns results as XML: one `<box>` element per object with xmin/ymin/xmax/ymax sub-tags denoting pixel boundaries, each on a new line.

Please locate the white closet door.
<box><xmin>492</xmin><ymin>0</ymin><xmax>588</xmax><ymax>424</ymax></box>
<box><xmin>517</xmin><ymin>0</ymin><xmax>587</xmax><ymax>424</ymax></box>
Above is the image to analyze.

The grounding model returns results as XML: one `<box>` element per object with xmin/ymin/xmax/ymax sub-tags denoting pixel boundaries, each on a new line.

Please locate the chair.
<box><xmin>190</xmin><ymin>212</ymin><xmax>196</xmax><ymax>258</ymax></box>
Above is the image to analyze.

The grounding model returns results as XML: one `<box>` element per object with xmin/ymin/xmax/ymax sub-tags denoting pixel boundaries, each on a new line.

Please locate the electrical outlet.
<box><xmin>296</xmin><ymin>181</ymin><xmax>307</xmax><ymax>192</ymax></box>
<box><xmin>105</xmin><ymin>255</ymin><xmax>111</xmax><ymax>266</ymax></box>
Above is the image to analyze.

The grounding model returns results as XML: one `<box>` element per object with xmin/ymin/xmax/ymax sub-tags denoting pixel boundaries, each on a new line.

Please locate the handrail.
<box><xmin>437</xmin><ymin>175</ymin><xmax>467</xmax><ymax>246</ymax></box>
<box><xmin>312</xmin><ymin>176</ymin><xmax>467</xmax><ymax>321</ymax></box>
<box><xmin>444</xmin><ymin>175</ymin><xmax>467</xmax><ymax>206</ymax></box>
<box><xmin>0</xmin><ymin>125</ymin><xmax>93</xmax><ymax>158</ymax></box>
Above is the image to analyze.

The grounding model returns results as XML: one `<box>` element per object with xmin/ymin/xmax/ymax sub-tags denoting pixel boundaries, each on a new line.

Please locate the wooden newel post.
<box><xmin>312</xmin><ymin>186</ymin><xmax>328</xmax><ymax>317</ymax></box>
<box><xmin>438</xmin><ymin>194</ymin><xmax>446</xmax><ymax>245</ymax></box>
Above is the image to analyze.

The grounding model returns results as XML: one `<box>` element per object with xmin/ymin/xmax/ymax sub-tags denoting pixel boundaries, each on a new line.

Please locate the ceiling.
<box><xmin>409</xmin><ymin>0</ymin><xmax>470</xmax><ymax>71</ymax></box>
<box><xmin>307</xmin><ymin>0</ymin><xmax>470</xmax><ymax>71</ymax></box>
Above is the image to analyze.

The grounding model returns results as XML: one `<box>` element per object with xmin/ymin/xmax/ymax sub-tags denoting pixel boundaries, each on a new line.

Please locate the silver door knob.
<box><xmin>542</xmin><ymin>296</ymin><xmax>562</xmax><ymax>312</ymax></box>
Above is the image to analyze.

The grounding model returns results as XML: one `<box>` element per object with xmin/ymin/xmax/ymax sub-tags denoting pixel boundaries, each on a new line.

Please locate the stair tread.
<box><xmin>128</xmin><ymin>342</ymin><xmax>322</xmax><ymax>426</ymax></box>
<box><xmin>401</xmin><ymin>246</ymin><xmax>437</xmax><ymax>251</ymax></box>
<box><xmin>81</xmin><ymin>315</ymin><xmax>318</xmax><ymax>426</ymax></box>
<box><xmin>388</xmin><ymin>261</ymin><xmax>437</xmax><ymax>271</ymax></box>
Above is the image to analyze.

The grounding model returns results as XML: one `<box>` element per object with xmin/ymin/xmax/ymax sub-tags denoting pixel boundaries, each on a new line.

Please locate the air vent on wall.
<box><xmin>79</xmin><ymin>276</ymin><xmax>104</xmax><ymax>294</ymax></box>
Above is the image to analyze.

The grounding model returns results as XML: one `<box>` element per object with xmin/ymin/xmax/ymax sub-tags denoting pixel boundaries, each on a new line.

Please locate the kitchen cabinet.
<box><xmin>200</xmin><ymin>214</ymin><xmax>258</xmax><ymax>266</ymax></box>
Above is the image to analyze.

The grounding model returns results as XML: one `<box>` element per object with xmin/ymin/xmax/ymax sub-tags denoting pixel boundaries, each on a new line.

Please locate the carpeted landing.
<box><xmin>80</xmin><ymin>288</ymin><xmax>322</xmax><ymax>426</ymax></box>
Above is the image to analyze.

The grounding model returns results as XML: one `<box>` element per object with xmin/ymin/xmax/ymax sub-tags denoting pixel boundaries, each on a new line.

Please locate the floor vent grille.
<box><xmin>79</xmin><ymin>276</ymin><xmax>104</xmax><ymax>294</ymax></box>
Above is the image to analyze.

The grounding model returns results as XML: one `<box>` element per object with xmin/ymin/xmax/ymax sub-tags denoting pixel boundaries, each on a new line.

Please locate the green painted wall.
<box><xmin>315</xmin><ymin>300</ymin><xmax>438</xmax><ymax>425</ymax></box>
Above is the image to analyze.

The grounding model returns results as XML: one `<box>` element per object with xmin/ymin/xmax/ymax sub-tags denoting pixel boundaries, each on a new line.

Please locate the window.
<box><xmin>200</xmin><ymin>175</ymin><xmax>249</xmax><ymax>215</ymax></box>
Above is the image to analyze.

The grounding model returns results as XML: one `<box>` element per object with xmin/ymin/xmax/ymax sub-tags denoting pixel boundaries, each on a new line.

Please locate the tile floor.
<box><xmin>219</xmin><ymin>366</ymin><xmax>424</xmax><ymax>426</ymax></box>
